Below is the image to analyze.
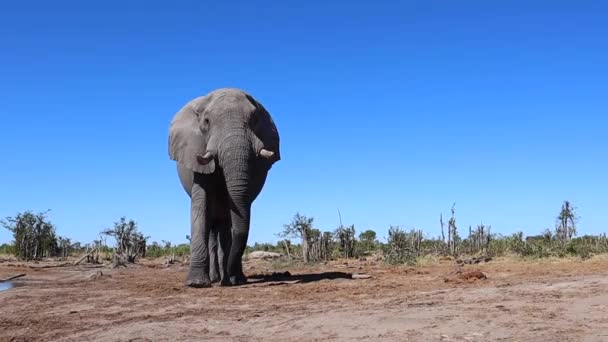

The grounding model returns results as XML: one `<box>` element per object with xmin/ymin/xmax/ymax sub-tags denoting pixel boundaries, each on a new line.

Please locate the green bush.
<box><xmin>565</xmin><ymin>240</ymin><xmax>592</xmax><ymax>259</ymax></box>
<box><xmin>0</xmin><ymin>243</ymin><xmax>14</xmax><ymax>255</ymax></box>
<box><xmin>384</xmin><ymin>226</ymin><xmax>417</xmax><ymax>265</ymax></box>
<box><xmin>1</xmin><ymin>210</ymin><xmax>59</xmax><ymax>260</ymax></box>
<box><xmin>145</xmin><ymin>241</ymin><xmax>190</xmax><ymax>259</ymax></box>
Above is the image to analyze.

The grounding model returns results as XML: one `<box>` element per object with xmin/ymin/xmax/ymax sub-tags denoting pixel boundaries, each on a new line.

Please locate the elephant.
<box><xmin>168</xmin><ymin>88</ymin><xmax>280</xmax><ymax>287</ymax></box>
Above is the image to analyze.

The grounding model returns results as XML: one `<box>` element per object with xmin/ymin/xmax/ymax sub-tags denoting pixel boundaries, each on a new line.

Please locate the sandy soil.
<box><xmin>1</xmin><ymin>256</ymin><xmax>608</xmax><ymax>342</ymax></box>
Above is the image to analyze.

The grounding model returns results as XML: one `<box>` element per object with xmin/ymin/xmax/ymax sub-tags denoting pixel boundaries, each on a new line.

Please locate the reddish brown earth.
<box><xmin>2</xmin><ymin>256</ymin><xmax>608</xmax><ymax>341</ymax></box>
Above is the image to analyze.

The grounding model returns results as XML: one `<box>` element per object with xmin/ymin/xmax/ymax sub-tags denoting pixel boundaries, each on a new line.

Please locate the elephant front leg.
<box><xmin>216</xmin><ymin>219</ymin><xmax>232</xmax><ymax>286</ymax></box>
<box><xmin>226</xmin><ymin>209</ymin><xmax>250</xmax><ymax>286</ymax></box>
<box><xmin>186</xmin><ymin>183</ymin><xmax>212</xmax><ymax>288</ymax></box>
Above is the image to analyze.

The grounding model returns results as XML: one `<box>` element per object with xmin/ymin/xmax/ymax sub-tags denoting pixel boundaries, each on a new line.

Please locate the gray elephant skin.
<box><xmin>168</xmin><ymin>88</ymin><xmax>280</xmax><ymax>287</ymax></box>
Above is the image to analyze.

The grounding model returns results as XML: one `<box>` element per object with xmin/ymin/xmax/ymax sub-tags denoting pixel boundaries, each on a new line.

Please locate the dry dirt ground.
<box><xmin>2</xmin><ymin>256</ymin><xmax>608</xmax><ymax>341</ymax></box>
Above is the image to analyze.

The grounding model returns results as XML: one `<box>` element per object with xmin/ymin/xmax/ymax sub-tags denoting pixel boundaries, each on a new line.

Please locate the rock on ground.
<box><xmin>246</xmin><ymin>251</ymin><xmax>282</xmax><ymax>260</ymax></box>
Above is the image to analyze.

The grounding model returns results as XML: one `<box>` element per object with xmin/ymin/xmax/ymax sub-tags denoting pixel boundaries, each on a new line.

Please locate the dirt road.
<box><xmin>1</xmin><ymin>257</ymin><xmax>608</xmax><ymax>341</ymax></box>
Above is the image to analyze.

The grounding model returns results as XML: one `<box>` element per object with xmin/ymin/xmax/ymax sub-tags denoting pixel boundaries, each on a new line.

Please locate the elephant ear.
<box><xmin>168</xmin><ymin>97</ymin><xmax>215</xmax><ymax>174</ymax></box>
<box><xmin>252</xmin><ymin>97</ymin><xmax>281</xmax><ymax>165</ymax></box>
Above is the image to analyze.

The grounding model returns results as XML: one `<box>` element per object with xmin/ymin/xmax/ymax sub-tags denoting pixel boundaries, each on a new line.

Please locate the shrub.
<box><xmin>384</xmin><ymin>226</ymin><xmax>418</xmax><ymax>265</ymax></box>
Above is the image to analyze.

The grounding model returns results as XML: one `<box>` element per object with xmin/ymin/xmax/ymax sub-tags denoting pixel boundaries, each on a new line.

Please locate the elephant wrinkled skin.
<box><xmin>168</xmin><ymin>88</ymin><xmax>280</xmax><ymax>287</ymax></box>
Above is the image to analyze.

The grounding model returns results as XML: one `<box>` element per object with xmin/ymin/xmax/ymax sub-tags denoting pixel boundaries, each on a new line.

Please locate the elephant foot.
<box><xmin>185</xmin><ymin>269</ymin><xmax>212</xmax><ymax>288</ymax></box>
<box><xmin>209</xmin><ymin>274</ymin><xmax>221</xmax><ymax>283</ymax></box>
<box><xmin>237</xmin><ymin>271</ymin><xmax>247</xmax><ymax>284</ymax></box>
<box><xmin>219</xmin><ymin>275</ymin><xmax>247</xmax><ymax>287</ymax></box>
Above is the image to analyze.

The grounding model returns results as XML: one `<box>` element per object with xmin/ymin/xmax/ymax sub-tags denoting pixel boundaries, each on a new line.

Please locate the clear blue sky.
<box><xmin>1</xmin><ymin>1</ymin><xmax>606</xmax><ymax>245</ymax></box>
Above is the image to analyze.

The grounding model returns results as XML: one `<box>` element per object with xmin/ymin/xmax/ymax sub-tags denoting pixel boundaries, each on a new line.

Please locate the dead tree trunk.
<box><xmin>283</xmin><ymin>240</ymin><xmax>291</xmax><ymax>258</ymax></box>
<box><xmin>440</xmin><ymin>214</ymin><xmax>446</xmax><ymax>245</ymax></box>
<box><xmin>301</xmin><ymin>228</ymin><xmax>309</xmax><ymax>263</ymax></box>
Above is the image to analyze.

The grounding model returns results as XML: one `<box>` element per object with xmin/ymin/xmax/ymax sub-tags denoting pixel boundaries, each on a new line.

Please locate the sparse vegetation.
<box><xmin>384</xmin><ymin>226</ymin><xmax>421</xmax><ymax>265</ymax></box>
<box><xmin>0</xmin><ymin>243</ymin><xmax>15</xmax><ymax>255</ymax></box>
<box><xmin>279</xmin><ymin>213</ymin><xmax>316</xmax><ymax>262</ymax></box>
<box><xmin>0</xmin><ymin>210</ymin><xmax>73</xmax><ymax>260</ymax></box>
<box><xmin>101</xmin><ymin>217</ymin><xmax>148</xmax><ymax>264</ymax></box>
<box><xmin>1</xmin><ymin>200</ymin><xmax>601</xmax><ymax>264</ymax></box>
<box><xmin>244</xmin><ymin>200</ymin><xmax>603</xmax><ymax>265</ymax></box>
<box><xmin>146</xmin><ymin>240</ymin><xmax>190</xmax><ymax>259</ymax></box>
<box><xmin>334</xmin><ymin>224</ymin><xmax>356</xmax><ymax>259</ymax></box>
<box><xmin>357</xmin><ymin>230</ymin><xmax>378</xmax><ymax>257</ymax></box>
<box><xmin>556</xmin><ymin>200</ymin><xmax>578</xmax><ymax>243</ymax></box>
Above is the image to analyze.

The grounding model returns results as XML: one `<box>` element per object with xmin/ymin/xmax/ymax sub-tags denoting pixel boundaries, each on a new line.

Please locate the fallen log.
<box><xmin>1</xmin><ymin>273</ymin><xmax>25</xmax><ymax>282</ymax></box>
<box><xmin>29</xmin><ymin>262</ymin><xmax>72</xmax><ymax>269</ymax></box>
<box><xmin>74</xmin><ymin>249</ymin><xmax>97</xmax><ymax>265</ymax></box>
<box><xmin>456</xmin><ymin>256</ymin><xmax>493</xmax><ymax>265</ymax></box>
<box><xmin>352</xmin><ymin>273</ymin><xmax>373</xmax><ymax>280</ymax></box>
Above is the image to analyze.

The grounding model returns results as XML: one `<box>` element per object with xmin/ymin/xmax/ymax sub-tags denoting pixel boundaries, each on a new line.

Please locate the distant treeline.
<box><xmin>2</xmin><ymin>201</ymin><xmax>605</xmax><ymax>264</ymax></box>
<box><xmin>246</xmin><ymin>201</ymin><xmax>603</xmax><ymax>263</ymax></box>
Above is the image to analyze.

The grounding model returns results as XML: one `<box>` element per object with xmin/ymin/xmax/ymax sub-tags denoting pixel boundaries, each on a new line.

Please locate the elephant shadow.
<box><xmin>245</xmin><ymin>271</ymin><xmax>355</xmax><ymax>285</ymax></box>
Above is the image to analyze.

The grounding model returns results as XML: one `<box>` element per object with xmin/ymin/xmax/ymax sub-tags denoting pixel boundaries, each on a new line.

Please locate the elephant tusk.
<box><xmin>259</xmin><ymin>149</ymin><xmax>275</xmax><ymax>159</ymax></box>
<box><xmin>196</xmin><ymin>151</ymin><xmax>214</xmax><ymax>165</ymax></box>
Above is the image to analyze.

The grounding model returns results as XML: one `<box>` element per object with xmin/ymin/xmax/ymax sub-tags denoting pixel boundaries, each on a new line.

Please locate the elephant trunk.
<box><xmin>218</xmin><ymin>132</ymin><xmax>254</xmax><ymax>280</ymax></box>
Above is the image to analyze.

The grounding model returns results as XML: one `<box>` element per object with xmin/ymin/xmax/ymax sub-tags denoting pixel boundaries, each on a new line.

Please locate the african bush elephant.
<box><xmin>168</xmin><ymin>88</ymin><xmax>280</xmax><ymax>287</ymax></box>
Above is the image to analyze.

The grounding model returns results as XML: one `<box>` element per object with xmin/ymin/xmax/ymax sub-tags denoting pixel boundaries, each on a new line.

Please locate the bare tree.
<box><xmin>321</xmin><ymin>232</ymin><xmax>334</xmax><ymax>261</ymax></box>
<box><xmin>335</xmin><ymin>225</ymin><xmax>356</xmax><ymax>259</ymax></box>
<box><xmin>280</xmin><ymin>213</ymin><xmax>314</xmax><ymax>262</ymax></box>
<box><xmin>467</xmin><ymin>223</ymin><xmax>491</xmax><ymax>255</ymax></box>
<box><xmin>101</xmin><ymin>217</ymin><xmax>148</xmax><ymax>263</ymax></box>
<box><xmin>556</xmin><ymin>201</ymin><xmax>578</xmax><ymax>243</ymax></box>
<box><xmin>308</xmin><ymin>229</ymin><xmax>322</xmax><ymax>261</ymax></box>
<box><xmin>56</xmin><ymin>236</ymin><xmax>72</xmax><ymax>259</ymax></box>
<box><xmin>440</xmin><ymin>213</ymin><xmax>446</xmax><ymax>244</ymax></box>
<box><xmin>448</xmin><ymin>203</ymin><xmax>458</xmax><ymax>255</ymax></box>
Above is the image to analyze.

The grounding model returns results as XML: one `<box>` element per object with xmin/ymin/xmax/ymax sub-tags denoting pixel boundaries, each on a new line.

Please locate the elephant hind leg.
<box><xmin>208</xmin><ymin>225</ymin><xmax>221</xmax><ymax>283</ymax></box>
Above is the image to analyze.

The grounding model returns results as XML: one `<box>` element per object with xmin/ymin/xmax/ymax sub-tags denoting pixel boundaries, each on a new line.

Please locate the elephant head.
<box><xmin>169</xmin><ymin>88</ymin><xmax>280</xmax><ymax>175</ymax></box>
<box><xmin>169</xmin><ymin>88</ymin><xmax>280</xmax><ymax>286</ymax></box>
